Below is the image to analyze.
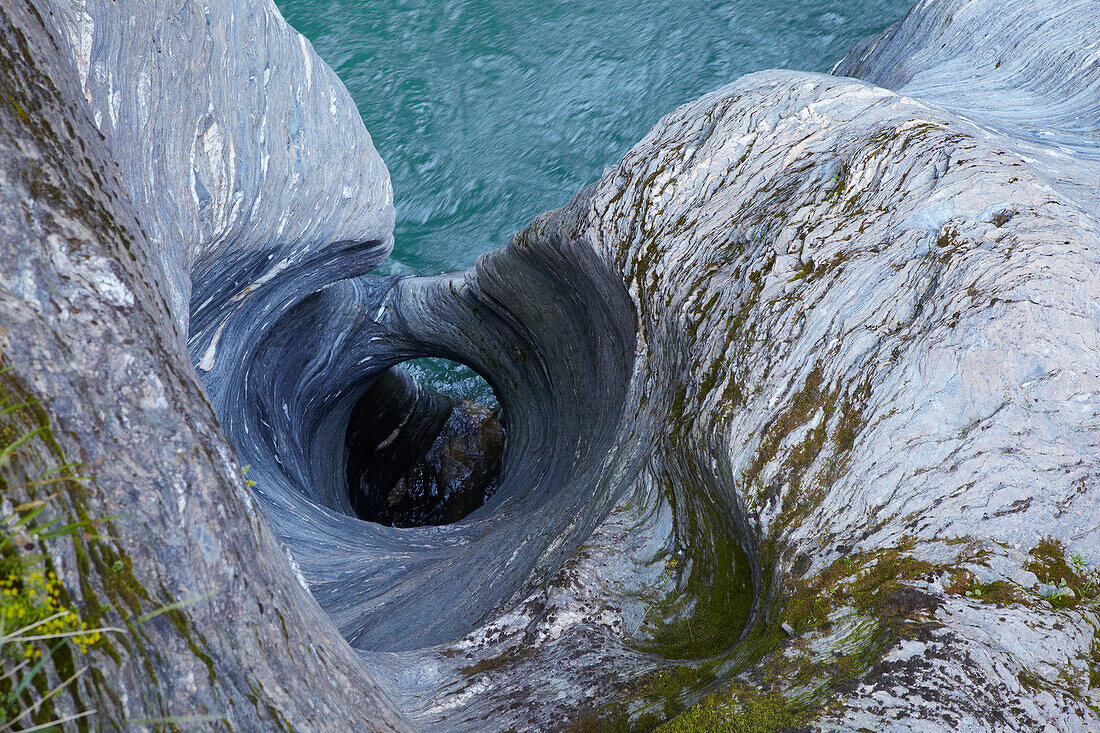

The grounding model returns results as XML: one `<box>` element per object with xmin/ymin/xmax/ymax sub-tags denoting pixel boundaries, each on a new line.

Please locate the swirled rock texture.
<box><xmin>1</xmin><ymin>0</ymin><xmax>1099</xmax><ymax>731</ymax></box>
<box><xmin>0</xmin><ymin>0</ymin><xmax>404</xmax><ymax>729</ymax></box>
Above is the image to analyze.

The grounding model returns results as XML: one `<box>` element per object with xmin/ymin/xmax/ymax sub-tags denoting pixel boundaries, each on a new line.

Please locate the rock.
<box><xmin>0</xmin><ymin>0</ymin><xmax>405</xmax><ymax>729</ymax></box>
<box><xmin>426</xmin><ymin>61</ymin><xmax>1100</xmax><ymax>730</ymax></box>
<box><xmin>1</xmin><ymin>0</ymin><xmax>1099</xmax><ymax>730</ymax></box>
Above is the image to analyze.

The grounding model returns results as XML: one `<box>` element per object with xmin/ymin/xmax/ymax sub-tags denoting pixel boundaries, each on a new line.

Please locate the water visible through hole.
<box><xmin>403</xmin><ymin>357</ymin><xmax>499</xmax><ymax>406</ymax></box>
<box><xmin>345</xmin><ymin>360</ymin><xmax>504</xmax><ymax>527</ymax></box>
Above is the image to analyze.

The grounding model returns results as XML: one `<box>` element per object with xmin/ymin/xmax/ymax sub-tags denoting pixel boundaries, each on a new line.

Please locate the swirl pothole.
<box><xmin>344</xmin><ymin>360</ymin><xmax>505</xmax><ymax>527</ymax></box>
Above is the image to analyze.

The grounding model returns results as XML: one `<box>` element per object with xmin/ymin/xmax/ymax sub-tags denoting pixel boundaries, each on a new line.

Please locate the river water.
<box><xmin>276</xmin><ymin>0</ymin><xmax>911</xmax><ymax>395</ymax></box>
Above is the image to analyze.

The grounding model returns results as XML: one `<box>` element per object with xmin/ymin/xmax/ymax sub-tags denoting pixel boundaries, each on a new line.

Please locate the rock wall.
<box><xmin>0</xmin><ymin>0</ymin><xmax>405</xmax><ymax>730</ymax></box>
<box><xmin>1</xmin><ymin>0</ymin><xmax>1098</xmax><ymax>730</ymax></box>
<box><xmin>553</xmin><ymin>67</ymin><xmax>1100</xmax><ymax>729</ymax></box>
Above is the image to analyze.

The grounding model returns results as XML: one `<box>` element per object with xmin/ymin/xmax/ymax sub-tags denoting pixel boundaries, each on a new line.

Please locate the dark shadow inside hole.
<box><xmin>344</xmin><ymin>360</ymin><xmax>504</xmax><ymax>528</ymax></box>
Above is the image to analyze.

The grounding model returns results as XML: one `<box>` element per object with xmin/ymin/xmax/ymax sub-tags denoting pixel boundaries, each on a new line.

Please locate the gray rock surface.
<box><xmin>1</xmin><ymin>0</ymin><xmax>1098</xmax><ymax>730</ymax></box>
<box><xmin>48</xmin><ymin>0</ymin><xmax>394</xmax><ymax>339</ymax></box>
<box><xmin>0</xmin><ymin>0</ymin><xmax>405</xmax><ymax>729</ymax></box>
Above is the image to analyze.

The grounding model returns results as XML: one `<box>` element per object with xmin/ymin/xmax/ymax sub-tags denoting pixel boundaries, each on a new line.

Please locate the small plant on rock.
<box><xmin>1025</xmin><ymin>539</ymin><xmax>1100</xmax><ymax>611</ymax></box>
<box><xmin>0</xmin><ymin>389</ymin><xmax>118</xmax><ymax>730</ymax></box>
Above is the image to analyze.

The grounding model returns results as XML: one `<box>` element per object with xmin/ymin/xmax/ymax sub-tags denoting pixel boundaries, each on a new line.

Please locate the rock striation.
<box><xmin>0</xmin><ymin>0</ymin><xmax>404</xmax><ymax>729</ymax></box>
<box><xmin>0</xmin><ymin>0</ymin><xmax>1098</xmax><ymax>731</ymax></box>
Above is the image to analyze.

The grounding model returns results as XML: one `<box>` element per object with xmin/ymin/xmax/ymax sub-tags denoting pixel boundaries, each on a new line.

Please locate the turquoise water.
<box><xmin>276</xmin><ymin>0</ymin><xmax>911</xmax><ymax>394</ymax></box>
<box><xmin>277</xmin><ymin>0</ymin><xmax>910</xmax><ymax>273</ymax></box>
<box><xmin>405</xmin><ymin>357</ymin><xmax>499</xmax><ymax>404</ymax></box>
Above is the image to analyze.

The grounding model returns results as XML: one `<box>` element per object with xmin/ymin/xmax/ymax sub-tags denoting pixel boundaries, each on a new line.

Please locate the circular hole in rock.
<box><xmin>344</xmin><ymin>358</ymin><xmax>505</xmax><ymax>528</ymax></box>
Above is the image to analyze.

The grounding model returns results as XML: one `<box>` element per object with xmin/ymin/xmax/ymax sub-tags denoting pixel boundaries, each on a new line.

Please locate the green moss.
<box><xmin>609</xmin><ymin>546</ymin><xmax>911</xmax><ymax>730</ymax></box>
<box><xmin>1024</xmin><ymin>538</ymin><xmax>1100</xmax><ymax>610</ymax></box>
<box><xmin>568</xmin><ymin>662</ymin><xmax>723</xmax><ymax>731</ymax></box>
<box><xmin>639</xmin><ymin>665</ymin><xmax>718</xmax><ymax>721</ymax></box>
<box><xmin>571</xmin><ymin>702</ymin><xmax>633</xmax><ymax>732</ymax></box>
<box><xmin>788</xmin><ymin>539</ymin><xmax>1037</xmax><ymax>626</ymax></box>
<box><xmin>736</xmin><ymin>364</ymin><xmax>875</xmax><ymax>543</ymax></box>
<box><xmin>638</xmin><ymin>527</ymin><xmax>755</xmax><ymax>661</ymax></box>
<box><xmin>943</xmin><ymin>570</ymin><xmax>1026</xmax><ymax>606</ymax></box>
<box><xmin>168</xmin><ymin>609</ymin><xmax>218</xmax><ymax>687</ymax></box>
<box><xmin>655</xmin><ymin>686</ymin><xmax>814</xmax><ymax>733</ymax></box>
<box><xmin>1017</xmin><ymin>669</ymin><xmax>1045</xmax><ymax>692</ymax></box>
<box><xmin>786</xmin><ymin>259</ymin><xmax>815</xmax><ymax>283</ymax></box>
<box><xmin>642</xmin><ymin>611</ymin><xmax>875</xmax><ymax>730</ymax></box>
<box><xmin>459</xmin><ymin>650</ymin><xmax>521</xmax><ymax>677</ymax></box>
<box><xmin>653</xmin><ymin>546</ymin><xmax>942</xmax><ymax>733</ymax></box>
<box><xmin>685</xmin><ymin>292</ymin><xmax>722</xmax><ymax>342</ymax></box>
<box><xmin>824</xmin><ymin>162</ymin><xmax>850</xmax><ymax>203</ymax></box>
<box><xmin>781</xmin><ymin>542</ymin><xmax>939</xmax><ymax>637</ymax></box>
<box><xmin>844</xmin><ymin>553</ymin><xmax>936</xmax><ymax>616</ymax></box>
<box><xmin>743</xmin><ymin>362</ymin><xmax>828</xmax><ymax>496</ymax></box>
<box><xmin>90</xmin><ymin>541</ymin><xmax>151</xmax><ymax>618</ymax></box>
<box><xmin>669</xmin><ymin>386</ymin><xmax>688</xmax><ymax>422</ymax></box>
<box><xmin>1025</xmin><ymin>539</ymin><xmax>1074</xmax><ymax>583</ymax></box>
<box><xmin>721</xmin><ymin>379</ymin><xmax>744</xmax><ymax>411</ymax></box>
<box><xmin>697</xmin><ymin>367</ymin><xmax>721</xmax><ymax>401</ymax></box>
<box><xmin>601</xmin><ymin>532</ymin><xmax>1050</xmax><ymax>731</ymax></box>
<box><xmin>6</xmin><ymin>96</ymin><xmax>30</xmax><ymax>126</ymax></box>
<box><xmin>0</xmin><ymin>362</ymin><xmax>226</xmax><ymax>724</ymax></box>
<box><xmin>1</xmin><ymin>374</ymin><xmax>105</xmax><ymax>726</ymax></box>
<box><xmin>970</xmin><ymin>579</ymin><xmax>1021</xmax><ymax>605</ymax></box>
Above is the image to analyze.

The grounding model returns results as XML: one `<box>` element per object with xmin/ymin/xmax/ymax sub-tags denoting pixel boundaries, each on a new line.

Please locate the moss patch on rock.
<box><xmin>1024</xmin><ymin>538</ymin><xmax>1100</xmax><ymax>610</ymax></box>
